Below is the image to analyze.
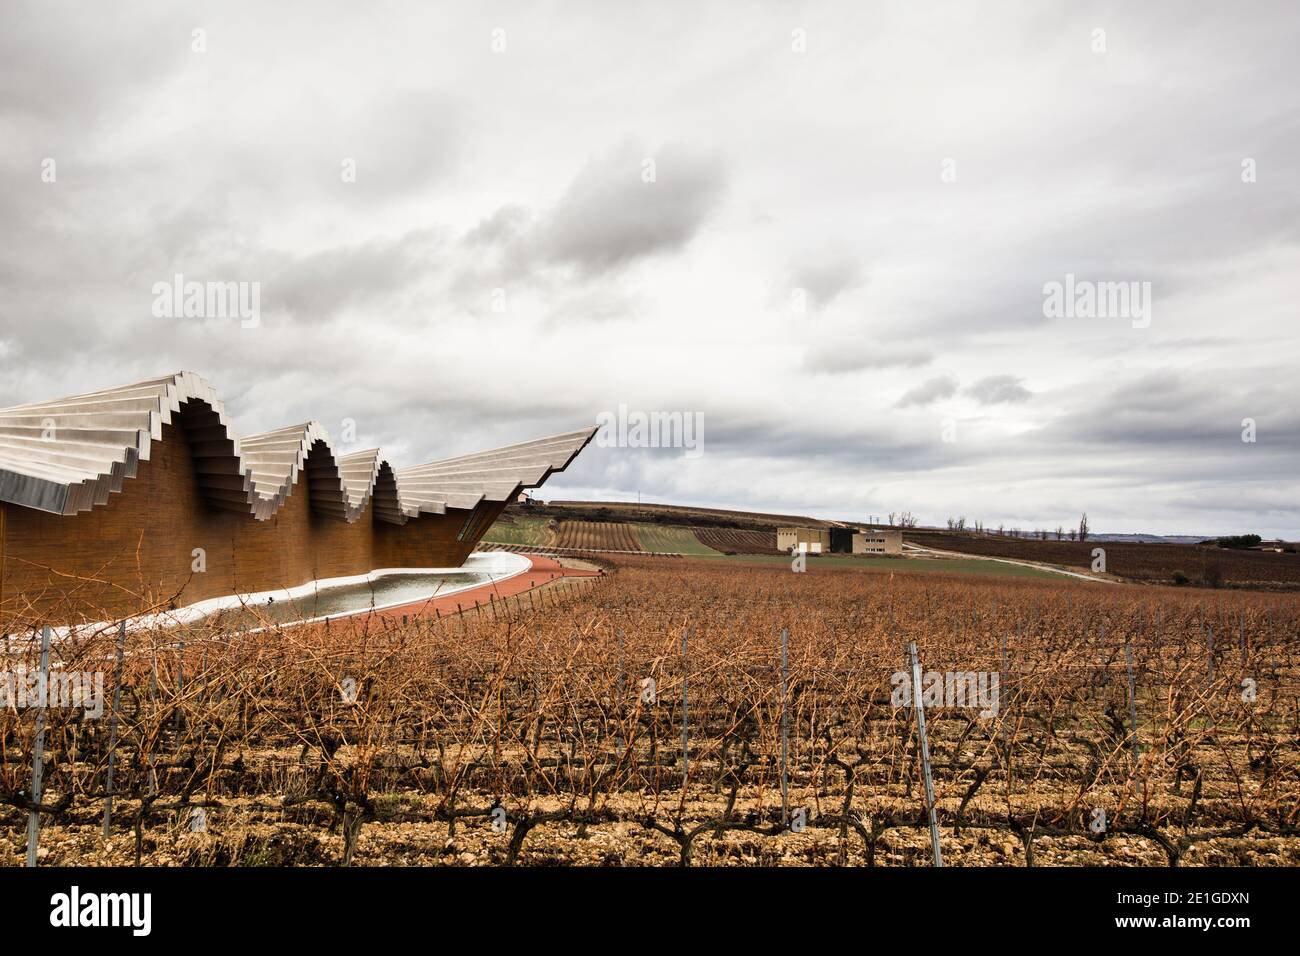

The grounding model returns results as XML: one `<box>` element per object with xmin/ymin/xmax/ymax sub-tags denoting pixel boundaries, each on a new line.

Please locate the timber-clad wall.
<box><xmin>0</xmin><ymin>419</ymin><xmax>507</xmax><ymax>628</ymax></box>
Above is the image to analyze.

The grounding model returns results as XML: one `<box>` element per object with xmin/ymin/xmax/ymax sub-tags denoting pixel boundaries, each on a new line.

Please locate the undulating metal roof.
<box><xmin>0</xmin><ymin>372</ymin><xmax>595</xmax><ymax>522</ymax></box>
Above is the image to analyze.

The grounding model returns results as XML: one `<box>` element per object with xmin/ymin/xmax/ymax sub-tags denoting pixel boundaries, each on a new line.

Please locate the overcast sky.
<box><xmin>2</xmin><ymin>1</ymin><xmax>1297</xmax><ymax>536</ymax></box>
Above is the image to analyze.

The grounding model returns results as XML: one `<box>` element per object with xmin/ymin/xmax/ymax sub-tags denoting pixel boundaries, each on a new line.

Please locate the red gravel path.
<box><xmin>362</xmin><ymin>553</ymin><xmax>600</xmax><ymax>623</ymax></box>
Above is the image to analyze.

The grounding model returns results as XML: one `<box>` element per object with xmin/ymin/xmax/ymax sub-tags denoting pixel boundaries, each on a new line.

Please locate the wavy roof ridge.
<box><xmin>0</xmin><ymin>372</ymin><xmax>596</xmax><ymax>522</ymax></box>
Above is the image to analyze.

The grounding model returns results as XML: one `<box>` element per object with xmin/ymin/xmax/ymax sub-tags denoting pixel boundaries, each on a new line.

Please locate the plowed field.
<box><xmin>552</xmin><ymin>520</ymin><xmax>643</xmax><ymax>551</ymax></box>
<box><xmin>694</xmin><ymin>527</ymin><xmax>782</xmax><ymax>554</ymax></box>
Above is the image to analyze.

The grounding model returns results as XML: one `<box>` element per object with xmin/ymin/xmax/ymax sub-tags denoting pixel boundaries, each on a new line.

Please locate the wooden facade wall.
<box><xmin>0</xmin><ymin>418</ymin><xmax>506</xmax><ymax>629</ymax></box>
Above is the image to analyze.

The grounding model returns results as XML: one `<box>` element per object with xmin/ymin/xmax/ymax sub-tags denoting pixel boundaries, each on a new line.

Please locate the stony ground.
<box><xmin>6</xmin><ymin>787</ymin><xmax>1296</xmax><ymax>867</ymax></box>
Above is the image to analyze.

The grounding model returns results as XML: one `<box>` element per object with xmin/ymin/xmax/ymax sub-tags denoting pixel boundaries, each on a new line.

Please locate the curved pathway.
<box><xmin>365</xmin><ymin>553</ymin><xmax>602</xmax><ymax>622</ymax></box>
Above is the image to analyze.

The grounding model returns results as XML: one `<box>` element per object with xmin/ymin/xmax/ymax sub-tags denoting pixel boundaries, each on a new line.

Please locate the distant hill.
<box><xmin>905</xmin><ymin>530</ymin><xmax>1300</xmax><ymax>590</ymax></box>
<box><xmin>1085</xmin><ymin>533</ymin><xmax>1212</xmax><ymax>545</ymax></box>
<box><xmin>528</xmin><ymin>500</ymin><xmax>831</xmax><ymax>531</ymax></box>
<box><xmin>530</xmin><ymin>505</ymin><xmax>1236</xmax><ymax>545</ymax></box>
<box><xmin>909</xmin><ymin>527</ymin><xmax>1213</xmax><ymax>545</ymax></box>
<box><xmin>532</xmin><ymin>506</ymin><xmax>1262</xmax><ymax>546</ymax></box>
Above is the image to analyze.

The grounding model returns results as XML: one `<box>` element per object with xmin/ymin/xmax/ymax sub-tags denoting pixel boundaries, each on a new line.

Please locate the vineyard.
<box><xmin>477</xmin><ymin>515</ymin><xmax>554</xmax><ymax>548</ymax></box>
<box><xmin>631</xmin><ymin>525</ymin><xmax>721</xmax><ymax>556</ymax></box>
<box><xmin>485</xmin><ymin>513</ymin><xmax>781</xmax><ymax>556</ymax></box>
<box><xmin>551</xmin><ymin>520</ymin><xmax>643</xmax><ymax>552</ymax></box>
<box><xmin>2</xmin><ymin>556</ymin><xmax>1298</xmax><ymax>867</ymax></box>
<box><xmin>536</xmin><ymin>500</ymin><xmax>829</xmax><ymax>531</ymax></box>
<box><xmin>909</xmin><ymin>531</ymin><xmax>1300</xmax><ymax>590</ymax></box>
<box><xmin>484</xmin><ymin>518</ymin><xmax>651</xmax><ymax>553</ymax></box>
<box><xmin>693</xmin><ymin>527</ymin><xmax>783</xmax><ymax>555</ymax></box>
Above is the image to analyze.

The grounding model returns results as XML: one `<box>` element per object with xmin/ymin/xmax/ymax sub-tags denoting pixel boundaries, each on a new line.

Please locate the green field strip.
<box><xmin>482</xmin><ymin>515</ymin><xmax>555</xmax><ymax>546</ymax></box>
<box><xmin>632</xmin><ymin>524</ymin><xmax>722</xmax><ymax>556</ymax></box>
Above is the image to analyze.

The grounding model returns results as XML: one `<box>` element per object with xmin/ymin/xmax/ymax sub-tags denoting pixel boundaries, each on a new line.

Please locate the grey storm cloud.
<box><xmin>896</xmin><ymin>375</ymin><xmax>959</xmax><ymax>408</ymax></box>
<box><xmin>1041</xmin><ymin>370</ymin><xmax>1299</xmax><ymax>455</ymax></box>
<box><xmin>534</xmin><ymin>140</ymin><xmax>726</xmax><ymax>273</ymax></box>
<box><xmin>803</xmin><ymin>343</ymin><xmax>932</xmax><ymax>375</ymax></box>
<box><xmin>463</xmin><ymin>205</ymin><xmax>530</xmax><ymax>247</ymax></box>
<box><xmin>0</xmin><ymin>4</ymin><xmax>189</xmax><ymax>135</ymax></box>
<box><xmin>452</xmin><ymin>141</ymin><xmax>726</xmax><ymax>290</ymax></box>
<box><xmin>331</xmin><ymin>90</ymin><xmax>464</xmax><ymax>201</ymax></box>
<box><xmin>791</xmin><ymin>256</ymin><xmax>863</xmax><ymax>310</ymax></box>
<box><xmin>268</xmin><ymin>230</ymin><xmax>441</xmax><ymax>323</ymax></box>
<box><xmin>966</xmin><ymin>375</ymin><xmax>1033</xmax><ymax>405</ymax></box>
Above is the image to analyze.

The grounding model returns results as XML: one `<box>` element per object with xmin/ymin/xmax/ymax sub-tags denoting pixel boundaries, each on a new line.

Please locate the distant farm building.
<box><xmin>777</xmin><ymin>527</ymin><xmax>829</xmax><ymax>554</ymax></box>
<box><xmin>853</xmin><ymin>529</ymin><xmax>902</xmax><ymax>555</ymax></box>
<box><xmin>779</xmin><ymin>526</ymin><xmax>901</xmax><ymax>556</ymax></box>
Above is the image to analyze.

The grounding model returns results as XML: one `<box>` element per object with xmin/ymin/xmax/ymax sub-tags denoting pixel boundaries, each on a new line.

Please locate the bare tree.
<box><xmin>1055</xmin><ymin>526</ymin><xmax>1064</xmax><ymax>540</ymax></box>
<box><xmin>1079</xmin><ymin>512</ymin><xmax>1089</xmax><ymax>542</ymax></box>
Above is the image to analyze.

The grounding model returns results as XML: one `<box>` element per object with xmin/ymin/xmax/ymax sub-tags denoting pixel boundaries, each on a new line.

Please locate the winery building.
<box><xmin>0</xmin><ymin>371</ymin><xmax>595</xmax><ymax>627</ymax></box>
